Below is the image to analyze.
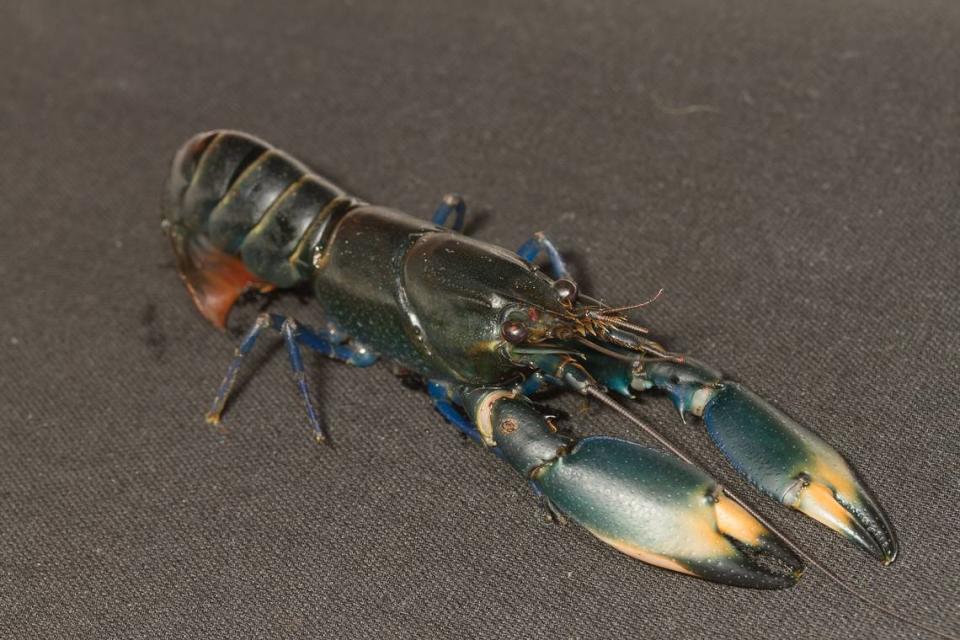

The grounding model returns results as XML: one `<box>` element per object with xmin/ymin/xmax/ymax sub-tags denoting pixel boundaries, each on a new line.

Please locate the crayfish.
<box><xmin>162</xmin><ymin>130</ymin><xmax>897</xmax><ymax>590</ymax></box>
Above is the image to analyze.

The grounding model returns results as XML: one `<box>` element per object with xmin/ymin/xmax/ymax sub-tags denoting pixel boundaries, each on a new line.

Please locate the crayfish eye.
<box><xmin>554</xmin><ymin>278</ymin><xmax>578</xmax><ymax>306</ymax></box>
<box><xmin>501</xmin><ymin>320</ymin><xmax>529</xmax><ymax>343</ymax></box>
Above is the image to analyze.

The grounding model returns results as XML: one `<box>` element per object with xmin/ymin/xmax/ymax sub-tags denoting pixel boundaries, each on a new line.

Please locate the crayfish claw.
<box><xmin>463</xmin><ymin>390</ymin><xmax>803</xmax><ymax>588</ymax></box>
<box><xmin>535</xmin><ymin>437</ymin><xmax>804</xmax><ymax>589</ymax></box>
<box><xmin>704</xmin><ymin>382</ymin><xmax>898</xmax><ymax>564</ymax></box>
<box><xmin>642</xmin><ymin>360</ymin><xmax>898</xmax><ymax>564</ymax></box>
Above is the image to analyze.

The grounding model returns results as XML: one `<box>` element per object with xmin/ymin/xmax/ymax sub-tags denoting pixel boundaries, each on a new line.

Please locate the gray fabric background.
<box><xmin>1</xmin><ymin>1</ymin><xmax>958</xmax><ymax>638</ymax></box>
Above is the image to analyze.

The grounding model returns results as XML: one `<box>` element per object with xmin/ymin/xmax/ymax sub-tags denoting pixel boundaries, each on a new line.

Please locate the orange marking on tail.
<box><xmin>171</xmin><ymin>230</ymin><xmax>272</xmax><ymax>329</ymax></box>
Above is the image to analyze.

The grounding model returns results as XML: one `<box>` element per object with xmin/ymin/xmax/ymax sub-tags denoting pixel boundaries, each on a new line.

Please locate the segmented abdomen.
<box><xmin>162</xmin><ymin>130</ymin><xmax>354</xmax><ymax>327</ymax></box>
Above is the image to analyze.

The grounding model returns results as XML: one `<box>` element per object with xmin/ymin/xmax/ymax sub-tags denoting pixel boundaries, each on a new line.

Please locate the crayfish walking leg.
<box><xmin>517</xmin><ymin>232</ymin><xmax>571</xmax><ymax>281</ymax></box>
<box><xmin>431</xmin><ymin>194</ymin><xmax>467</xmax><ymax>232</ymax></box>
<box><xmin>206</xmin><ymin>312</ymin><xmax>378</xmax><ymax>442</ymax></box>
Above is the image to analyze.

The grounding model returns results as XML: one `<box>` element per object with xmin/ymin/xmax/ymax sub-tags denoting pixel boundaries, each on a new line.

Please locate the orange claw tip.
<box><xmin>789</xmin><ymin>477</ymin><xmax>899</xmax><ymax>565</ymax></box>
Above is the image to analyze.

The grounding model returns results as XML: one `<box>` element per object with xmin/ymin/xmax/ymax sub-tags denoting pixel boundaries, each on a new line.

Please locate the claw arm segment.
<box><xmin>460</xmin><ymin>387</ymin><xmax>563</xmax><ymax>475</ymax></box>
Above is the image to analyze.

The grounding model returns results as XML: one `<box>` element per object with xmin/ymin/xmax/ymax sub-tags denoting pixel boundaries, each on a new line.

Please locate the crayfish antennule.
<box><xmin>603</xmin><ymin>317</ymin><xmax>651</xmax><ymax>335</ymax></box>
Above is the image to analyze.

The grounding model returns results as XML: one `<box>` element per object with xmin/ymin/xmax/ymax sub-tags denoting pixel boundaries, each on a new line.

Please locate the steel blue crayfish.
<box><xmin>162</xmin><ymin>130</ymin><xmax>897</xmax><ymax>590</ymax></box>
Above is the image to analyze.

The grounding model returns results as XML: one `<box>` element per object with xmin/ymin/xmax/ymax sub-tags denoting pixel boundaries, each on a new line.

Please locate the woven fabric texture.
<box><xmin>1</xmin><ymin>1</ymin><xmax>958</xmax><ymax>638</ymax></box>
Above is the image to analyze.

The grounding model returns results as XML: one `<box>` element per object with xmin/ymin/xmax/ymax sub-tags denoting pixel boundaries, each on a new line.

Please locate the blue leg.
<box><xmin>516</xmin><ymin>232</ymin><xmax>570</xmax><ymax>279</ymax></box>
<box><xmin>427</xmin><ymin>380</ymin><xmax>483</xmax><ymax>444</ymax></box>
<box><xmin>426</xmin><ymin>380</ymin><xmax>506</xmax><ymax>459</ymax></box>
<box><xmin>426</xmin><ymin>376</ymin><xmax>558</xmax><ymax>457</ymax></box>
<box><xmin>206</xmin><ymin>314</ymin><xmax>273</xmax><ymax>426</ymax></box>
<box><xmin>434</xmin><ymin>399</ymin><xmax>485</xmax><ymax>445</ymax></box>
<box><xmin>519</xmin><ymin>372</ymin><xmax>549</xmax><ymax>397</ymax></box>
<box><xmin>281</xmin><ymin>318</ymin><xmax>327</xmax><ymax>443</ymax></box>
<box><xmin>206</xmin><ymin>313</ymin><xmax>378</xmax><ymax>442</ymax></box>
<box><xmin>431</xmin><ymin>194</ymin><xmax>466</xmax><ymax>232</ymax></box>
<box><xmin>290</xmin><ymin>318</ymin><xmax>378</xmax><ymax>368</ymax></box>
